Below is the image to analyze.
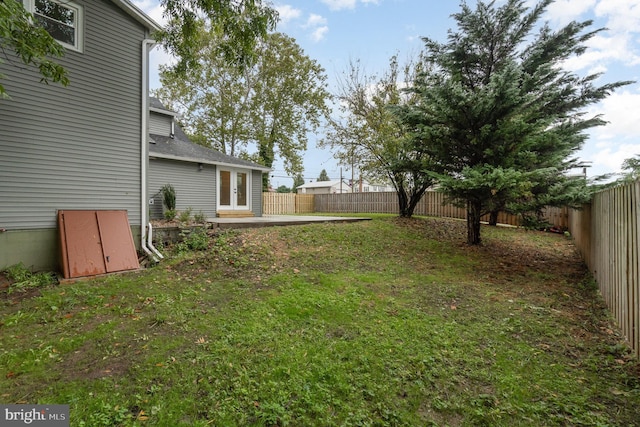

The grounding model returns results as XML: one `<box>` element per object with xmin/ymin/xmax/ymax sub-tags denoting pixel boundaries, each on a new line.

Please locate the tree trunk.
<box><xmin>259</xmin><ymin>139</ymin><xmax>275</xmax><ymax>192</ymax></box>
<box><xmin>467</xmin><ymin>199</ymin><xmax>482</xmax><ymax>245</ymax></box>
<box><xmin>397</xmin><ymin>188</ymin><xmax>411</xmax><ymax>217</ymax></box>
<box><xmin>489</xmin><ymin>209</ymin><xmax>499</xmax><ymax>226</ymax></box>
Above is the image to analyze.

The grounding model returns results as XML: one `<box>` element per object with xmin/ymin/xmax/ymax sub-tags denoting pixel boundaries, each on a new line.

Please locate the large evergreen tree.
<box><xmin>398</xmin><ymin>0</ymin><xmax>631</xmax><ymax>244</ymax></box>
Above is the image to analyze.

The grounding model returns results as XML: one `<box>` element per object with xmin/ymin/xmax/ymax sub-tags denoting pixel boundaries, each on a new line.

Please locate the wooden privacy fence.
<box><xmin>569</xmin><ymin>181</ymin><xmax>640</xmax><ymax>357</ymax></box>
<box><xmin>263</xmin><ymin>193</ymin><xmax>314</xmax><ymax>214</ymax></box>
<box><xmin>263</xmin><ymin>191</ymin><xmax>568</xmax><ymax>227</ymax></box>
<box><xmin>314</xmin><ymin>191</ymin><xmax>568</xmax><ymax>228</ymax></box>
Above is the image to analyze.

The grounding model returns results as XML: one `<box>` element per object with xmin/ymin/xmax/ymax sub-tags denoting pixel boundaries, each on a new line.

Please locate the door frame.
<box><xmin>217</xmin><ymin>167</ymin><xmax>251</xmax><ymax>211</ymax></box>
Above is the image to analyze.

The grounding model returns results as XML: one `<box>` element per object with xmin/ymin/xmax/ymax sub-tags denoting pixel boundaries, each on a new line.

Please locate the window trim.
<box><xmin>23</xmin><ymin>0</ymin><xmax>84</xmax><ymax>53</ymax></box>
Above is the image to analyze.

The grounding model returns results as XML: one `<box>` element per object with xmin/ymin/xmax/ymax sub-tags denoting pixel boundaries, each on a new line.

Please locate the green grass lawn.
<box><xmin>1</xmin><ymin>215</ymin><xmax>639</xmax><ymax>426</ymax></box>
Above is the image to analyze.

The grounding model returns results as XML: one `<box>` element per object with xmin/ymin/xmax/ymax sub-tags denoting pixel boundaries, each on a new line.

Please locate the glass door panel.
<box><xmin>220</xmin><ymin>170</ymin><xmax>231</xmax><ymax>207</ymax></box>
<box><xmin>236</xmin><ymin>172</ymin><xmax>247</xmax><ymax>207</ymax></box>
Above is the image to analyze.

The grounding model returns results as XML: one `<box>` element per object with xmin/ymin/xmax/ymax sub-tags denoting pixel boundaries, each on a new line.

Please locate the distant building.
<box><xmin>297</xmin><ymin>180</ymin><xmax>352</xmax><ymax>194</ymax></box>
<box><xmin>351</xmin><ymin>179</ymin><xmax>395</xmax><ymax>193</ymax></box>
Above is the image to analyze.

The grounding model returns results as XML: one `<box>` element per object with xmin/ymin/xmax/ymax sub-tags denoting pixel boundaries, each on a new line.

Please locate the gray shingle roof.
<box><xmin>149</xmin><ymin>97</ymin><xmax>170</xmax><ymax>111</ymax></box>
<box><xmin>148</xmin><ymin>98</ymin><xmax>270</xmax><ymax>172</ymax></box>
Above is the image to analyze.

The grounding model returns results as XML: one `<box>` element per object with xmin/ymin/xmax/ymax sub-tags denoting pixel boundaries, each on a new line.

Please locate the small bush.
<box><xmin>521</xmin><ymin>214</ymin><xmax>553</xmax><ymax>230</ymax></box>
<box><xmin>164</xmin><ymin>209</ymin><xmax>177</xmax><ymax>221</ymax></box>
<box><xmin>194</xmin><ymin>210</ymin><xmax>207</xmax><ymax>224</ymax></box>
<box><xmin>161</xmin><ymin>184</ymin><xmax>176</xmax><ymax>211</ymax></box>
<box><xmin>179</xmin><ymin>207</ymin><xmax>193</xmax><ymax>223</ymax></box>
<box><xmin>176</xmin><ymin>227</ymin><xmax>209</xmax><ymax>252</ymax></box>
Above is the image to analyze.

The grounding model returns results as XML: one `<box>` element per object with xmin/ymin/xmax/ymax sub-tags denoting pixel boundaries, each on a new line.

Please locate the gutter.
<box><xmin>141</xmin><ymin>38</ymin><xmax>162</xmax><ymax>262</ymax></box>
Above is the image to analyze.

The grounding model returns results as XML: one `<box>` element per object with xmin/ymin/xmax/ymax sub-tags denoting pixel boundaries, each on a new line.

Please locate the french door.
<box><xmin>218</xmin><ymin>169</ymin><xmax>249</xmax><ymax>210</ymax></box>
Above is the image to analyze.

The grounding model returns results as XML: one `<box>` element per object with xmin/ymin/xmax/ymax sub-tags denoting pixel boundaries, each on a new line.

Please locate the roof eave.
<box><xmin>149</xmin><ymin>152</ymin><xmax>272</xmax><ymax>172</ymax></box>
<box><xmin>150</xmin><ymin>106</ymin><xmax>179</xmax><ymax>117</ymax></box>
<box><xmin>112</xmin><ymin>0</ymin><xmax>163</xmax><ymax>33</ymax></box>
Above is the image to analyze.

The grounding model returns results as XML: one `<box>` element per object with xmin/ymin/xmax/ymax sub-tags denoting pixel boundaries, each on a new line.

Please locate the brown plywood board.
<box><xmin>58</xmin><ymin>210</ymin><xmax>106</xmax><ymax>278</ymax></box>
<box><xmin>58</xmin><ymin>210</ymin><xmax>139</xmax><ymax>279</ymax></box>
<box><xmin>96</xmin><ymin>211</ymin><xmax>139</xmax><ymax>273</ymax></box>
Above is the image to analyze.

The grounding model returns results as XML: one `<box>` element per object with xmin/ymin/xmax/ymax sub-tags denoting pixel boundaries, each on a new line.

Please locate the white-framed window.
<box><xmin>23</xmin><ymin>0</ymin><xmax>84</xmax><ymax>52</ymax></box>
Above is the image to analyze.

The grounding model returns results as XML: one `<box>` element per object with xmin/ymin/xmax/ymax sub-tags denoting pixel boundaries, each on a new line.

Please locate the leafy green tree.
<box><xmin>620</xmin><ymin>155</ymin><xmax>640</xmax><ymax>182</ymax></box>
<box><xmin>156</xmin><ymin>30</ymin><xmax>331</xmax><ymax>191</ymax></box>
<box><xmin>398</xmin><ymin>0</ymin><xmax>631</xmax><ymax>244</ymax></box>
<box><xmin>276</xmin><ymin>185</ymin><xmax>291</xmax><ymax>193</ymax></box>
<box><xmin>322</xmin><ymin>56</ymin><xmax>435</xmax><ymax>217</ymax></box>
<box><xmin>156</xmin><ymin>0</ymin><xmax>278</xmax><ymax>72</ymax></box>
<box><xmin>292</xmin><ymin>174</ymin><xmax>305</xmax><ymax>192</ymax></box>
<box><xmin>317</xmin><ymin>169</ymin><xmax>330</xmax><ymax>181</ymax></box>
<box><xmin>0</xmin><ymin>0</ymin><xmax>68</xmax><ymax>98</ymax></box>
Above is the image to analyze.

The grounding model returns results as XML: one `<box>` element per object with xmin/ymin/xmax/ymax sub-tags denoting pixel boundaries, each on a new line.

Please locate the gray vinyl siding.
<box><xmin>252</xmin><ymin>170</ymin><xmax>263</xmax><ymax>217</ymax></box>
<box><xmin>149</xmin><ymin>112</ymin><xmax>171</xmax><ymax>136</ymax></box>
<box><xmin>148</xmin><ymin>159</ymin><xmax>217</xmax><ymax>220</ymax></box>
<box><xmin>0</xmin><ymin>0</ymin><xmax>147</xmax><ymax>230</ymax></box>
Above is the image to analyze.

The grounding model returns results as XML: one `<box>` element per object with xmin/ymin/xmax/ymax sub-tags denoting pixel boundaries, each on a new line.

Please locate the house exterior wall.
<box><xmin>0</xmin><ymin>0</ymin><xmax>150</xmax><ymax>270</ymax></box>
<box><xmin>252</xmin><ymin>170</ymin><xmax>263</xmax><ymax>217</ymax></box>
<box><xmin>149</xmin><ymin>112</ymin><xmax>171</xmax><ymax>136</ymax></box>
<box><xmin>299</xmin><ymin>187</ymin><xmax>327</xmax><ymax>195</ymax></box>
<box><xmin>149</xmin><ymin>159</ymin><xmax>217</xmax><ymax>220</ymax></box>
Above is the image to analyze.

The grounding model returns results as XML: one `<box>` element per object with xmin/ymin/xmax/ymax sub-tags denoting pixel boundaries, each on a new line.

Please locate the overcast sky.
<box><xmin>134</xmin><ymin>0</ymin><xmax>640</xmax><ymax>186</ymax></box>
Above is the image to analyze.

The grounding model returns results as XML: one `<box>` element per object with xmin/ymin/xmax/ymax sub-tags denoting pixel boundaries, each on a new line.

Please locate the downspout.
<box><xmin>147</xmin><ymin>222</ymin><xmax>164</xmax><ymax>259</ymax></box>
<box><xmin>141</xmin><ymin>38</ymin><xmax>160</xmax><ymax>262</ymax></box>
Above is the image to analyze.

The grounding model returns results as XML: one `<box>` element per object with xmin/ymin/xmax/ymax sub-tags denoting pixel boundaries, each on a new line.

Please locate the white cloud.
<box><xmin>311</xmin><ymin>26</ymin><xmax>330</xmax><ymax>42</ymax></box>
<box><xmin>320</xmin><ymin>0</ymin><xmax>380</xmax><ymax>11</ymax></box>
<box><xmin>320</xmin><ymin>0</ymin><xmax>357</xmax><ymax>11</ymax></box>
<box><xmin>299</xmin><ymin>13</ymin><xmax>329</xmax><ymax>42</ymax></box>
<box><xmin>546</xmin><ymin>0</ymin><xmax>597</xmax><ymax>23</ymax></box>
<box><xmin>591</xmin><ymin>89</ymin><xmax>640</xmax><ymax>141</ymax></box>
<box><xmin>562</xmin><ymin>33</ymin><xmax>640</xmax><ymax>71</ymax></box>
<box><xmin>305</xmin><ymin>13</ymin><xmax>328</xmax><ymax>28</ymax></box>
<box><xmin>595</xmin><ymin>0</ymin><xmax>640</xmax><ymax>33</ymax></box>
<box><xmin>544</xmin><ymin>1</ymin><xmax>640</xmax><ymax>74</ymax></box>
<box><xmin>582</xmin><ymin>88</ymin><xmax>640</xmax><ymax>174</ymax></box>
<box><xmin>275</xmin><ymin>4</ymin><xmax>302</xmax><ymax>26</ymax></box>
<box><xmin>587</xmin><ymin>142</ymin><xmax>640</xmax><ymax>175</ymax></box>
